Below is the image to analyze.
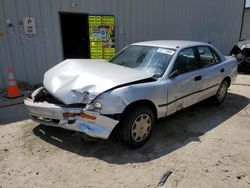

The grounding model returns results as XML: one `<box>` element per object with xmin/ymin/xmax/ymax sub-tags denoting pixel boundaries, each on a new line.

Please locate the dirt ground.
<box><xmin>0</xmin><ymin>74</ymin><xmax>250</xmax><ymax>188</ymax></box>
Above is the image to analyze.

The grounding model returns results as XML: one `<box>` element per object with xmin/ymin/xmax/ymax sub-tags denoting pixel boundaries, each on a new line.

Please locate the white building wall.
<box><xmin>241</xmin><ymin>8</ymin><xmax>250</xmax><ymax>39</ymax></box>
<box><xmin>0</xmin><ymin>0</ymin><xmax>245</xmax><ymax>88</ymax></box>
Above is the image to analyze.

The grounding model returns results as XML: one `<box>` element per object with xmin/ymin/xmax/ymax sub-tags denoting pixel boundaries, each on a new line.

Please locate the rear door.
<box><xmin>196</xmin><ymin>46</ymin><xmax>224</xmax><ymax>101</ymax></box>
<box><xmin>167</xmin><ymin>47</ymin><xmax>202</xmax><ymax>115</ymax></box>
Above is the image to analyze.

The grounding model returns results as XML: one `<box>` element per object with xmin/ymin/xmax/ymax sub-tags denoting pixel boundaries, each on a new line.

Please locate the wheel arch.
<box><xmin>223</xmin><ymin>76</ymin><xmax>231</xmax><ymax>87</ymax></box>
<box><xmin>122</xmin><ymin>99</ymin><xmax>158</xmax><ymax>120</ymax></box>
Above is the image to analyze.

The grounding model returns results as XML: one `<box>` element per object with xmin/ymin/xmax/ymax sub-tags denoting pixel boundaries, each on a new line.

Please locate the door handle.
<box><xmin>194</xmin><ymin>76</ymin><xmax>202</xmax><ymax>81</ymax></box>
<box><xmin>220</xmin><ymin>68</ymin><xmax>225</xmax><ymax>73</ymax></box>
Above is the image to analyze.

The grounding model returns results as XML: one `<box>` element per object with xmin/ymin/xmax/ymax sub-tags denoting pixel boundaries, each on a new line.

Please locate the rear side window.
<box><xmin>173</xmin><ymin>48</ymin><xmax>198</xmax><ymax>74</ymax></box>
<box><xmin>198</xmin><ymin>47</ymin><xmax>220</xmax><ymax>68</ymax></box>
<box><xmin>210</xmin><ymin>48</ymin><xmax>221</xmax><ymax>64</ymax></box>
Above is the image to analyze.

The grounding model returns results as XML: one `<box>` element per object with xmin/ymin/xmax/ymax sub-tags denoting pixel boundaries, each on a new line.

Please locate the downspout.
<box><xmin>239</xmin><ymin>0</ymin><xmax>247</xmax><ymax>40</ymax></box>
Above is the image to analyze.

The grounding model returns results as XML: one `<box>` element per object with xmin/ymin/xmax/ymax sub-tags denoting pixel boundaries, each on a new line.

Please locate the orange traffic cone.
<box><xmin>5</xmin><ymin>68</ymin><xmax>21</xmax><ymax>98</ymax></box>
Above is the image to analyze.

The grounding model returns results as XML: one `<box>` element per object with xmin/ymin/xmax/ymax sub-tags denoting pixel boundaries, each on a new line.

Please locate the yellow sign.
<box><xmin>88</xmin><ymin>15</ymin><xmax>115</xmax><ymax>60</ymax></box>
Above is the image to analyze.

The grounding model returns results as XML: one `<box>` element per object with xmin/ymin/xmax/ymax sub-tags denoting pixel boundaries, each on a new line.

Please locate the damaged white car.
<box><xmin>230</xmin><ymin>35</ymin><xmax>250</xmax><ymax>72</ymax></box>
<box><xmin>25</xmin><ymin>40</ymin><xmax>237</xmax><ymax>148</ymax></box>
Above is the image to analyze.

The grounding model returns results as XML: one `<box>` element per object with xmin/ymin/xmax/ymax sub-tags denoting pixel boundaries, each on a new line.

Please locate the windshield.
<box><xmin>110</xmin><ymin>45</ymin><xmax>175</xmax><ymax>78</ymax></box>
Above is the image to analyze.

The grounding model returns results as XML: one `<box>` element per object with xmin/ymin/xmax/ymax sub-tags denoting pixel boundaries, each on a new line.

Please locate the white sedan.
<box><xmin>24</xmin><ymin>40</ymin><xmax>237</xmax><ymax>148</ymax></box>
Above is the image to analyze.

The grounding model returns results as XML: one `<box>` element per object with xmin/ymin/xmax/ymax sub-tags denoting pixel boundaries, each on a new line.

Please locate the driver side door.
<box><xmin>167</xmin><ymin>47</ymin><xmax>202</xmax><ymax>115</ymax></box>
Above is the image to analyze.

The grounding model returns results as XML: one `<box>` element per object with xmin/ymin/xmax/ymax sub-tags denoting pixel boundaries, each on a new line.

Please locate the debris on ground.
<box><xmin>157</xmin><ymin>170</ymin><xmax>172</xmax><ymax>186</ymax></box>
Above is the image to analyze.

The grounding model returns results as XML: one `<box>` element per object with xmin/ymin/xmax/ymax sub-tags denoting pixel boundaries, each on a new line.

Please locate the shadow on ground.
<box><xmin>33</xmin><ymin>93</ymin><xmax>249</xmax><ymax>164</ymax></box>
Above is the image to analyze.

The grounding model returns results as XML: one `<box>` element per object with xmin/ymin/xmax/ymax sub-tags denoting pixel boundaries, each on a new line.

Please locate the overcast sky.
<box><xmin>246</xmin><ymin>0</ymin><xmax>250</xmax><ymax>7</ymax></box>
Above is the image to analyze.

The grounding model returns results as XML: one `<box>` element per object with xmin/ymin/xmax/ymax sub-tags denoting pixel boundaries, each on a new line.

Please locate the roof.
<box><xmin>132</xmin><ymin>40</ymin><xmax>210</xmax><ymax>49</ymax></box>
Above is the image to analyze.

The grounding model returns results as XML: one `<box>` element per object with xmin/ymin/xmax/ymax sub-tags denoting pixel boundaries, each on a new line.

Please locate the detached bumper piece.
<box><xmin>24</xmin><ymin>96</ymin><xmax>119</xmax><ymax>139</ymax></box>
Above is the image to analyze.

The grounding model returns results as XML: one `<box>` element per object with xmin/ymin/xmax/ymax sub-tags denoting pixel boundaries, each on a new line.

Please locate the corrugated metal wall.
<box><xmin>0</xmin><ymin>0</ymin><xmax>245</xmax><ymax>89</ymax></box>
<box><xmin>241</xmin><ymin>8</ymin><xmax>250</xmax><ymax>39</ymax></box>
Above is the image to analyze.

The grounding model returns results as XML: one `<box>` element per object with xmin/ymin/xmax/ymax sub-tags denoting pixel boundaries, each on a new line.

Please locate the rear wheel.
<box><xmin>212</xmin><ymin>80</ymin><xmax>228</xmax><ymax>105</ymax></box>
<box><xmin>119</xmin><ymin>106</ymin><xmax>155</xmax><ymax>148</ymax></box>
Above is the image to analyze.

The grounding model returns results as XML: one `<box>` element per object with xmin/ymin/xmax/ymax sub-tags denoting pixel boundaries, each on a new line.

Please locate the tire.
<box><xmin>211</xmin><ymin>80</ymin><xmax>229</xmax><ymax>106</ymax></box>
<box><xmin>119</xmin><ymin>106</ymin><xmax>155</xmax><ymax>148</ymax></box>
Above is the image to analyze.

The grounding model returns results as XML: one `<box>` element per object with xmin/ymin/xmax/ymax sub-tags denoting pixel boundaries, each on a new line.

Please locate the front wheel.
<box><xmin>119</xmin><ymin>106</ymin><xmax>155</xmax><ymax>148</ymax></box>
<box><xmin>211</xmin><ymin>80</ymin><xmax>228</xmax><ymax>105</ymax></box>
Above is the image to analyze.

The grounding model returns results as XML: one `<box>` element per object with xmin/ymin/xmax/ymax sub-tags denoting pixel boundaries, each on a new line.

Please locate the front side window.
<box><xmin>110</xmin><ymin>45</ymin><xmax>175</xmax><ymax>78</ymax></box>
<box><xmin>198</xmin><ymin>47</ymin><xmax>218</xmax><ymax>68</ymax></box>
<box><xmin>173</xmin><ymin>48</ymin><xmax>198</xmax><ymax>74</ymax></box>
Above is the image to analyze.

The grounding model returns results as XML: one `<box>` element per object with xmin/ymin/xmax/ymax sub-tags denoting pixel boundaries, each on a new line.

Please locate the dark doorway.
<box><xmin>60</xmin><ymin>13</ymin><xmax>90</xmax><ymax>59</ymax></box>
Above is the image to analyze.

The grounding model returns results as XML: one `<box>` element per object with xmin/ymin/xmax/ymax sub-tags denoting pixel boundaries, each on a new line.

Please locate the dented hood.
<box><xmin>43</xmin><ymin>59</ymin><xmax>154</xmax><ymax>104</ymax></box>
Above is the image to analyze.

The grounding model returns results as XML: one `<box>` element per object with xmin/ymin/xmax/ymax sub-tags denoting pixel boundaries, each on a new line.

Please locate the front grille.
<box><xmin>34</xmin><ymin>88</ymin><xmax>64</xmax><ymax>104</ymax></box>
<box><xmin>33</xmin><ymin>88</ymin><xmax>86</xmax><ymax>108</ymax></box>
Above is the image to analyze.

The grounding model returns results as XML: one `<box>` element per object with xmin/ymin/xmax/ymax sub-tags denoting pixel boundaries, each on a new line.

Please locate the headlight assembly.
<box><xmin>85</xmin><ymin>102</ymin><xmax>102</xmax><ymax>111</ymax></box>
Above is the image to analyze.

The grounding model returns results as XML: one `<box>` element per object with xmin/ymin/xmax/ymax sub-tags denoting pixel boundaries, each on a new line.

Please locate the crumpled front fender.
<box><xmin>94</xmin><ymin>80</ymin><xmax>168</xmax><ymax>118</ymax></box>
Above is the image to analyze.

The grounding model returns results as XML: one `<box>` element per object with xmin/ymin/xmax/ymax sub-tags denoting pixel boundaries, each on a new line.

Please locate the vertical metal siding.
<box><xmin>241</xmin><ymin>9</ymin><xmax>250</xmax><ymax>39</ymax></box>
<box><xmin>0</xmin><ymin>0</ymin><xmax>245</xmax><ymax>88</ymax></box>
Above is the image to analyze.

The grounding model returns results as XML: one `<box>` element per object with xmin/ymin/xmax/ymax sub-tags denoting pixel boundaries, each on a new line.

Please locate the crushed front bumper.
<box><xmin>24</xmin><ymin>97</ymin><xmax>119</xmax><ymax>139</ymax></box>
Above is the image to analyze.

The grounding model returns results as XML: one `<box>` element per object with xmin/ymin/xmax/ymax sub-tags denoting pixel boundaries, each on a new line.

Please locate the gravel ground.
<box><xmin>0</xmin><ymin>74</ymin><xmax>250</xmax><ymax>188</ymax></box>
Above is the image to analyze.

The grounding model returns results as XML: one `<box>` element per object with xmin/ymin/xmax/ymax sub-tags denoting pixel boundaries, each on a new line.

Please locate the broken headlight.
<box><xmin>85</xmin><ymin>102</ymin><xmax>102</xmax><ymax>111</ymax></box>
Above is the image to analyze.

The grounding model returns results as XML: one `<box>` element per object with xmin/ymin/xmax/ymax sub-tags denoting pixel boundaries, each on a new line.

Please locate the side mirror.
<box><xmin>169</xmin><ymin>69</ymin><xmax>180</xmax><ymax>78</ymax></box>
